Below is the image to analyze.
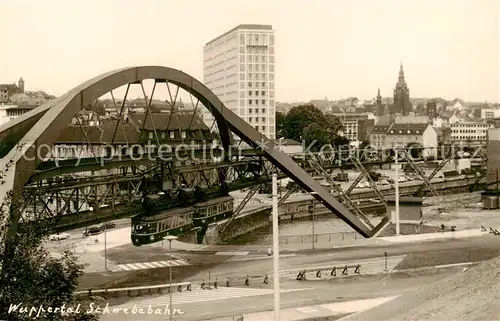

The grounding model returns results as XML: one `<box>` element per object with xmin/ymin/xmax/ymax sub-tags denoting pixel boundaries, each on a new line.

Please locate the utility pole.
<box><xmin>272</xmin><ymin>174</ymin><xmax>280</xmax><ymax>321</ymax></box>
<box><xmin>395</xmin><ymin>149</ymin><xmax>400</xmax><ymax>235</ymax></box>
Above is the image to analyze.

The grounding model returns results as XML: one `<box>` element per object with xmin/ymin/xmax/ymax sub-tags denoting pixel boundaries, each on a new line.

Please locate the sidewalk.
<box><xmin>231</xmin><ymin>296</ymin><xmax>399</xmax><ymax>321</ymax></box>
<box><xmin>171</xmin><ymin>229</ymin><xmax>491</xmax><ymax>255</ymax></box>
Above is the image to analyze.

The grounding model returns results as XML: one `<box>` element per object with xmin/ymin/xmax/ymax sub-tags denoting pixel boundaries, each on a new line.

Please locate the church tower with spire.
<box><xmin>376</xmin><ymin>88</ymin><xmax>384</xmax><ymax>116</ymax></box>
<box><xmin>393</xmin><ymin>63</ymin><xmax>411</xmax><ymax>115</ymax></box>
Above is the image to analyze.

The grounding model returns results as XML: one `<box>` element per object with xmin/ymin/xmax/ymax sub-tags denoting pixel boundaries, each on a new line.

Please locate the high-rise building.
<box><xmin>393</xmin><ymin>63</ymin><xmax>411</xmax><ymax>115</ymax></box>
<box><xmin>203</xmin><ymin>24</ymin><xmax>276</xmax><ymax>140</ymax></box>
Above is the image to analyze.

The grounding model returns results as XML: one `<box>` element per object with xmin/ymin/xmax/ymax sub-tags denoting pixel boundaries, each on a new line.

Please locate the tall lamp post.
<box><xmin>395</xmin><ymin>149</ymin><xmax>400</xmax><ymax>236</ymax></box>
<box><xmin>310</xmin><ymin>192</ymin><xmax>318</xmax><ymax>249</ymax></box>
<box><xmin>272</xmin><ymin>174</ymin><xmax>280</xmax><ymax>321</ymax></box>
<box><xmin>165</xmin><ymin>235</ymin><xmax>178</xmax><ymax>321</ymax></box>
<box><xmin>104</xmin><ymin>223</ymin><xmax>108</xmax><ymax>271</ymax></box>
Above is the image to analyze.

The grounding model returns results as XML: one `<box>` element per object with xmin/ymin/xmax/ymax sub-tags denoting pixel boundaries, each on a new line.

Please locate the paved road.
<box><xmin>94</xmin><ymin>267</ymin><xmax>465</xmax><ymax>321</ymax></box>
<box><xmin>76</xmin><ymin>234</ymin><xmax>500</xmax><ymax>320</ymax></box>
<box><xmin>79</xmin><ymin>233</ymin><xmax>500</xmax><ymax>291</ymax></box>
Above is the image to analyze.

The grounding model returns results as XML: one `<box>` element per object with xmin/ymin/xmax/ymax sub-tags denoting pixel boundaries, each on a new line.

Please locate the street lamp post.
<box><xmin>104</xmin><ymin>224</ymin><xmax>107</xmax><ymax>271</ymax></box>
<box><xmin>165</xmin><ymin>235</ymin><xmax>178</xmax><ymax>321</ymax></box>
<box><xmin>395</xmin><ymin>149</ymin><xmax>400</xmax><ymax>236</ymax></box>
<box><xmin>310</xmin><ymin>192</ymin><xmax>318</xmax><ymax>250</ymax></box>
<box><xmin>271</xmin><ymin>174</ymin><xmax>280</xmax><ymax>321</ymax></box>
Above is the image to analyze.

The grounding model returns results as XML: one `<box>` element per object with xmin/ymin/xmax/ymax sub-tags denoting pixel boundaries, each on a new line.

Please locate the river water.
<box><xmin>229</xmin><ymin>191</ymin><xmax>488</xmax><ymax>246</ymax></box>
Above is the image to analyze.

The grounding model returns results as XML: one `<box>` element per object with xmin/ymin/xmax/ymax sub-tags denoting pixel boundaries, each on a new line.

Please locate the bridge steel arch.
<box><xmin>0</xmin><ymin>66</ymin><xmax>387</xmax><ymax>244</ymax></box>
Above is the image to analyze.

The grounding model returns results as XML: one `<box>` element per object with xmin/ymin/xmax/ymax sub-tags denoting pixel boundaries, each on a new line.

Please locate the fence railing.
<box><xmin>279</xmin><ymin>231</ymin><xmax>360</xmax><ymax>245</ymax></box>
<box><xmin>75</xmin><ymin>282</ymin><xmax>192</xmax><ymax>299</ymax></box>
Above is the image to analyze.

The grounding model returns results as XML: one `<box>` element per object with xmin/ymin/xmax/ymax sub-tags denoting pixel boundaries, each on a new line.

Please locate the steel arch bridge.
<box><xmin>0</xmin><ymin>66</ymin><xmax>388</xmax><ymax>246</ymax></box>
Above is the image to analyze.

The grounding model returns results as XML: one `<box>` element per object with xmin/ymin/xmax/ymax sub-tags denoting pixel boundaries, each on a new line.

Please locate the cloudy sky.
<box><xmin>1</xmin><ymin>0</ymin><xmax>498</xmax><ymax>102</ymax></box>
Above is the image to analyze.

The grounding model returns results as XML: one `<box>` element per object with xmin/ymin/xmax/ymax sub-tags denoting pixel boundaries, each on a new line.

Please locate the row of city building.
<box><xmin>2</xmin><ymin>24</ymin><xmax>499</xmax><ymax>156</ymax></box>
<box><xmin>0</xmin><ymin>77</ymin><xmax>56</xmax><ymax>125</ymax></box>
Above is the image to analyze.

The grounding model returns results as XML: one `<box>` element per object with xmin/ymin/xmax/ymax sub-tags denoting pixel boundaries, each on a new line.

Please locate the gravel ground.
<box><xmin>341</xmin><ymin>254</ymin><xmax>500</xmax><ymax>321</ymax></box>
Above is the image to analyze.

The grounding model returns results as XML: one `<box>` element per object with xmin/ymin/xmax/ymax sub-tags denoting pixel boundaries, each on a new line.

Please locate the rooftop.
<box><xmin>205</xmin><ymin>24</ymin><xmax>273</xmax><ymax>47</ymax></box>
<box><xmin>387</xmin><ymin>123</ymin><xmax>429</xmax><ymax>135</ymax></box>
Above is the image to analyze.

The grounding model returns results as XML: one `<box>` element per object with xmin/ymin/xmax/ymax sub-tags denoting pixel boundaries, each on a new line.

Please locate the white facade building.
<box><xmin>481</xmin><ymin>108</ymin><xmax>500</xmax><ymax>120</ymax></box>
<box><xmin>0</xmin><ymin>104</ymin><xmax>36</xmax><ymax>126</ymax></box>
<box><xmin>385</xmin><ymin>123</ymin><xmax>438</xmax><ymax>158</ymax></box>
<box><xmin>203</xmin><ymin>24</ymin><xmax>276</xmax><ymax>140</ymax></box>
<box><xmin>449</xmin><ymin>121</ymin><xmax>493</xmax><ymax>143</ymax></box>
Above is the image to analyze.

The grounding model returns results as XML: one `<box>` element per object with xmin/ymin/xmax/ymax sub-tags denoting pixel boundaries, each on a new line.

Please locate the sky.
<box><xmin>1</xmin><ymin>0</ymin><xmax>499</xmax><ymax>103</ymax></box>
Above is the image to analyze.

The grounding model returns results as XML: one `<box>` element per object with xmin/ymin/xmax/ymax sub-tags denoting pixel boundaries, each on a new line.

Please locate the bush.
<box><xmin>0</xmin><ymin>191</ymin><xmax>99</xmax><ymax>321</ymax></box>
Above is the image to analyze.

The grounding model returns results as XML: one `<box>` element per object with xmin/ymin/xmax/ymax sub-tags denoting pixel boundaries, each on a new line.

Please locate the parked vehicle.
<box><xmin>99</xmin><ymin>222</ymin><xmax>116</xmax><ymax>229</ymax></box>
<box><xmin>84</xmin><ymin>225</ymin><xmax>103</xmax><ymax>236</ymax></box>
<box><xmin>377</xmin><ymin>179</ymin><xmax>390</xmax><ymax>186</ymax></box>
<box><xmin>49</xmin><ymin>233</ymin><xmax>70</xmax><ymax>241</ymax></box>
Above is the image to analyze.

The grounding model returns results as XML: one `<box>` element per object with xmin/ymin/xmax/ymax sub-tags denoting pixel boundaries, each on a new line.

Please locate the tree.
<box><xmin>303</xmin><ymin>123</ymin><xmax>331</xmax><ymax>150</ymax></box>
<box><xmin>275</xmin><ymin>112</ymin><xmax>286</xmax><ymax>138</ymax></box>
<box><xmin>283</xmin><ymin>105</ymin><xmax>326</xmax><ymax>141</ymax></box>
<box><xmin>0</xmin><ymin>192</ymin><xmax>99</xmax><ymax>321</ymax></box>
<box><xmin>283</xmin><ymin>104</ymin><xmax>348</xmax><ymax>150</ymax></box>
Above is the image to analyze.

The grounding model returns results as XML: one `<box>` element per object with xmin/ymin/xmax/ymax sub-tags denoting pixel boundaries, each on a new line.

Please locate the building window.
<box><xmin>270</xmin><ymin>82</ymin><xmax>274</xmax><ymax>89</ymax></box>
<box><xmin>261</xmin><ymin>108</ymin><xmax>265</xmax><ymax>113</ymax></box>
<box><xmin>240</xmin><ymin>83</ymin><xmax>245</xmax><ymax>89</ymax></box>
<box><xmin>262</xmin><ymin>82</ymin><xmax>266</xmax><ymax>87</ymax></box>
<box><xmin>262</xmin><ymin>126</ymin><xmax>266</xmax><ymax>132</ymax></box>
<box><xmin>261</xmin><ymin>91</ymin><xmax>266</xmax><ymax>96</ymax></box>
<box><xmin>248</xmin><ymin>90</ymin><xmax>252</xmax><ymax>96</ymax></box>
<box><xmin>240</xmin><ymin>64</ymin><xmax>245</xmax><ymax>72</ymax></box>
<box><xmin>170</xmin><ymin>131</ymin><xmax>175</xmax><ymax>139</ymax></box>
<box><xmin>248</xmin><ymin>82</ymin><xmax>252</xmax><ymax>87</ymax></box>
<box><xmin>240</xmin><ymin>92</ymin><xmax>245</xmax><ymax>98</ymax></box>
<box><xmin>248</xmin><ymin>99</ymin><xmax>252</xmax><ymax>105</ymax></box>
<box><xmin>270</xmin><ymin>35</ymin><xmax>274</xmax><ymax>45</ymax></box>
<box><xmin>270</xmin><ymin>91</ymin><xmax>274</xmax><ymax>98</ymax></box>
<box><xmin>255</xmin><ymin>90</ymin><xmax>259</xmax><ymax>96</ymax></box>
<box><xmin>240</xmin><ymin>74</ymin><xmax>245</xmax><ymax>80</ymax></box>
<box><xmin>161</xmin><ymin>132</ymin><xmax>165</xmax><ymax>139</ymax></box>
<box><xmin>148</xmin><ymin>132</ymin><xmax>153</xmax><ymax>139</ymax></box>
<box><xmin>269</xmin><ymin>73</ymin><xmax>274</xmax><ymax>81</ymax></box>
<box><xmin>240</xmin><ymin>34</ymin><xmax>245</xmax><ymax>44</ymax></box>
<box><xmin>240</xmin><ymin>47</ymin><xmax>245</xmax><ymax>54</ymax></box>
<box><xmin>270</xmin><ymin>56</ymin><xmax>274</xmax><ymax>63</ymax></box>
<box><xmin>261</xmin><ymin>117</ymin><xmax>266</xmax><ymax>122</ymax></box>
<box><xmin>249</xmin><ymin>117</ymin><xmax>253</xmax><ymax>122</ymax></box>
<box><xmin>255</xmin><ymin>126</ymin><xmax>258</xmax><ymax>130</ymax></box>
<box><xmin>240</xmin><ymin>99</ymin><xmax>245</xmax><ymax>106</ymax></box>
<box><xmin>269</xmin><ymin>65</ymin><xmax>274</xmax><ymax>72</ymax></box>
<box><xmin>181</xmin><ymin>131</ymin><xmax>186</xmax><ymax>139</ymax></box>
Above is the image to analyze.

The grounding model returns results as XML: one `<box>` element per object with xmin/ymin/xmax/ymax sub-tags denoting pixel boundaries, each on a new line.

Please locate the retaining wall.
<box><xmin>203</xmin><ymin>176</ymin><xmax>484</xmax><ymax>244</ymax></box>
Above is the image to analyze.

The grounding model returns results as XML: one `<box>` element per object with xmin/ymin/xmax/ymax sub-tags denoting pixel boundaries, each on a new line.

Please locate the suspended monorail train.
<box><xmin>131</xmin><ymin>191</ymin><xmax>234</xmax><ymax>246</ymax></box>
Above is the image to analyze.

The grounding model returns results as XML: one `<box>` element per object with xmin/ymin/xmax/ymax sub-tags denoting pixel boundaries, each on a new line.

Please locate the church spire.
<box><xmin>398</xmin><ymin>62</ymin><xmax>405</xmax><ymax>83</ymax></box>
